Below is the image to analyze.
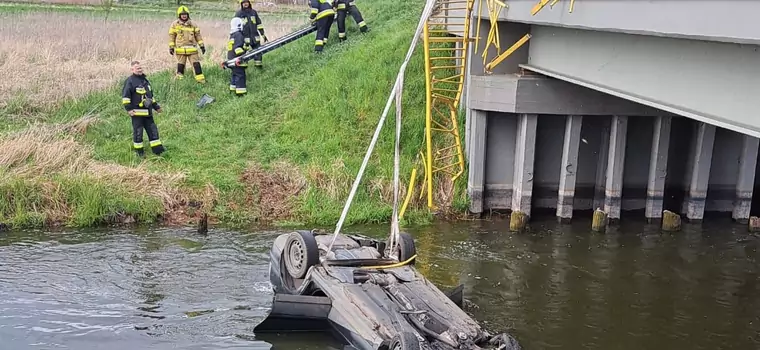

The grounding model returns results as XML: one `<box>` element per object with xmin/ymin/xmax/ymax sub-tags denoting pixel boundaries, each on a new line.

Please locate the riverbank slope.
<box><xmin>0</xmin><ymin>0</ymin><xmax>469</xmax><ymax>230</ymax></box>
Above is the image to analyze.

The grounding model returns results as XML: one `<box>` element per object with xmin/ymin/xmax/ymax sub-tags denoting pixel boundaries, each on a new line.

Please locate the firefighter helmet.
<box><xmin>177</xmin><ymin>5</ymin><xmax>190</xmax><ymax>18</ymax></box>
<box><xmin>230</xmin><ymin>17</ymin><xmax>243</xmax><ymax>33</ymax></box>
<box><xmin>238</xmin><ymin>0</ymin><xmax>250</xmax><ymax>5</ymax></box>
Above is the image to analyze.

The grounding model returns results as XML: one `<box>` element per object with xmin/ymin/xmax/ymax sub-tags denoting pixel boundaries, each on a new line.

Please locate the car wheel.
<box><xmin>283</xmin><ymin>230</ymin><xmax>319</xmax><ymax>279</ymax></box>
<box><xmin>389</xmin><ymin>331</ymin><xmax>420</xmax><ymax>350</ymax></box>
<box><xmin>387</xmin><ymin>232</ymin><xmax>416</xmax><ymax>265</ymax></box>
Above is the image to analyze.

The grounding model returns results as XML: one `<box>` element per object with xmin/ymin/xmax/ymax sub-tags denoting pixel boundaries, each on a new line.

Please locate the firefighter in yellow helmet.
<box><xmin>168</xmin><ymin>6</ymin><xmax>206</xmax><ymax>83</ymax></box>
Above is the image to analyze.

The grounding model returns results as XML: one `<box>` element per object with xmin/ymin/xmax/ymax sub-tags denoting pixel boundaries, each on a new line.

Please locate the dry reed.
<box><xmin>0</xmin><ymin>10</ymin><xmax>304</xmax><ymax>109</ymax></box>
<box><xmin>0</xmin><ymin>115</ymin><xmax>188</xmax><ymax>209</ymax></box>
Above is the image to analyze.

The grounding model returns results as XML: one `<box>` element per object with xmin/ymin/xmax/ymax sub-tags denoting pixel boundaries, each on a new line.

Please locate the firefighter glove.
<box><xmin>200</xmin><ymin>45</ymin><xmax>206</xmax><ymax>54</ymax></box>
<box><xmin>169</xmin><ymin>47</ymin><xmax>174</xmax><ymax>55</ymax></box>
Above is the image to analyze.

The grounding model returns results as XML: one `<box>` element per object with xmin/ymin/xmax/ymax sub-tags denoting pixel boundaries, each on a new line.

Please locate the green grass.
<box><xmin>0</xmin><ymin>0</ymin><xmax>472</xmax><ymax>230</ymax></box>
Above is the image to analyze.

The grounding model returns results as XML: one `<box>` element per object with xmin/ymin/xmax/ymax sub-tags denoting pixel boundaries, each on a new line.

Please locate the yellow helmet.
<box><xmin>177</xmin><ymin>5</ymin><xmax>190</xmax><ymax>17</ymax></box>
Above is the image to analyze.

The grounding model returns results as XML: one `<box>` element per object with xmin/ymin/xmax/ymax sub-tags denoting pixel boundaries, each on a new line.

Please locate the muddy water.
<box><xmin>0</xmin><ymin>217</ymin><xmax>758</xmax><ymax>349</ymax></box>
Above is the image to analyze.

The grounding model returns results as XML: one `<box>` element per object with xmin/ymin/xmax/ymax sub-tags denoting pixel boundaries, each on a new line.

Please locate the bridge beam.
<box><xmin>645</xmin><ymin>116</ymin><xmax>672</xmax><ymax>221</ymax></box>
<box><xmin>604</xmin><ymin>116</ymin><xmax>628</xmax><ymax>222</ymax></box>
<box><xmin>467</xmin><ymin>109</ymin><xmax>488</xmax><ymax>214</ymax></box>
<box><xmin>683</xmin><ymin>122</ymin><xmax>716</xmax><ymax>222</ymax></box>
<box><xmin>512</xmin><ymin>114</ymin><xmax>538</xmax><ymax>217</ymax></box>
<box><xmin>733</xmin><ymin>135</ymin><xmax>759</xmax><ymax>223</ymax></box>
<box><xmin>556</xmin><ymin>115</ymin><xmax>583</xmax><ymax>223</ymax></box>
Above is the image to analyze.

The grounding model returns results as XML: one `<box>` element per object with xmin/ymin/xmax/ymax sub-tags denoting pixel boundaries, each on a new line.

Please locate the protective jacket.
<box><xmin>227</xmin><ymin>31</ymin><xmax>247</xmax><ymax>65</ymax></box>
<box><xmin>169</xmin><ymin>19</ymin><xmax>204</xmax><ymax>54</ymax></box>
<box><xmin>309</xmin><ymin>0</ymin><xmax>335</xmax><ymax>20</ymax></box>
<box><xmin>235</xmin><ymin>8</ymin><xmax>266</xmax><ymax>44</ymax></box>
<box><xmin>121</xmin><ymin>74</ymin><xmax>160</xmax><ymax>117</ymax></box>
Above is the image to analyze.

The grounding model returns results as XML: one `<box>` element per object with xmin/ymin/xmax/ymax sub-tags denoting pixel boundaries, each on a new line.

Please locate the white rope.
<box><xmin>324</xmin><ymin>0</ymin><xmax>439</xmax><ymax>259</ymax></box>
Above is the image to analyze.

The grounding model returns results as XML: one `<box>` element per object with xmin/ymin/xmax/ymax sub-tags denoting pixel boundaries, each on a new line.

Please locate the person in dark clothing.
<box><xmin>121</xmin><ymin>61</ymin><xmax>165</xmax><ymax>157</ymax></box>
<box><xmin>335</xmin><ymin>0</ymin><xmax>368</xmax><ymax>41</ymax></box>
<box><xmin>227</xmin><ymin>17</ymin><xmax>248</xmax><ymax>96</ymax></box>
<box><xmin>309</xmin><ymin>0</ymin><xmax>335</xmax><ymax>52</ymax></box>
<box><xmin>235</xmin><ymin>0</ymin><xmax>267</xmax><ymax>68</ymax></box>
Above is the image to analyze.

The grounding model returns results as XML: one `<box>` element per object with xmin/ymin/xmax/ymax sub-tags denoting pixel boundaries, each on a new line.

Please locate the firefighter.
<box><xmin>309</xmin><ymin>0</ymin><xmax>335</xmax><ymax>52</ymax></box>
<box><xmin>169</xmin><ymin>5</ymin><xmax>206</xmax><ymax>83</ymax></box>
<box><xmin>121</xmin><ymin>61</ymin><xmax>165</xmax><ymax>157</ymax></box>
<box><xmin>335</xmin><ymin>0</ymin><xmax>368</xmax><ymax>41</ymax></box>
<box><xmin>227</xmin><ymin>17</ymin><xmax>248</xmax><ymax>96</ymax></box>
<box><xmin>235</xmin><ymin>0</ymin><xmax>268</xmax><ymax>68</ymax></box>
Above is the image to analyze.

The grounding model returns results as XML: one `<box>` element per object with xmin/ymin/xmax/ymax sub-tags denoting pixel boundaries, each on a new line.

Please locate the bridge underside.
<box><xmin>463</xmin><ymin>15</ymin><xmax>760</xmax><ymax>224</ymax></box>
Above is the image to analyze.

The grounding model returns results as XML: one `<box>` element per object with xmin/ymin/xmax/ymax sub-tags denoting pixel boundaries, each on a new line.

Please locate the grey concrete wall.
<box><xmin>468</xmin><ymin>75</ymin><xmax>671</xmax><ymax>117</ymax></box>
<box><xmin>477</xmin><ymin>114</ymin><xmax>755</xmax><ymax>217</ymax></box>
<box><xmin>521</xmin><ymin>25</ymin><xmax>760</xmax><ymax>138</ymax></box>
<box><xmin>484</xmin><ymin>112</ymin><xmax>517</xmax><ymax>209</ymax></box>
<box><xmin>480</xmin><ymin>0</ymin><xmax>760</xmax><ymax>46</ymax></box>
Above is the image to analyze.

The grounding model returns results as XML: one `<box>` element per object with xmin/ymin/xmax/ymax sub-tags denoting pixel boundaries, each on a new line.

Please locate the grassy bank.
<box><xmin>0</xmin><ymin>0</ymin><xmax>469</xmax><ymax>230</ymax></box>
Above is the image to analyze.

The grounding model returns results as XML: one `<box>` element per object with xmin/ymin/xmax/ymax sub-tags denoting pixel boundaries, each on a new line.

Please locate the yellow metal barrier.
<box><xmin>401</xmin><ymin>0</ymin><xmax>580</xmax><ymax>217</ymax></box>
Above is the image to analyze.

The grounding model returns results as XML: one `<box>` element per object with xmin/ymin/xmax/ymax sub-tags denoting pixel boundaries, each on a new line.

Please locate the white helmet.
<box><xmin>230</xmin><ymin>17</ymin><xmax>243</xmax><ymax>33</ymax></box>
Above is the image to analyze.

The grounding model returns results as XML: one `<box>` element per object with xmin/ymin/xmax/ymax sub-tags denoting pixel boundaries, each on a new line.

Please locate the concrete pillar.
<box><xmin>556</xmin><ymin>115</ymin><xmax>583</xmax><ymax>223</ymax></box>
<box><xmin>684</xmin><ymin>122</ymin><xmax>716</xmax><ymax>222</ymax></box>
<box><xmin>604</xmin><ymin>115</ymin><xmax>628</xmax><ymax>222</ymax></box>
<box><xmin>467</xmin><ymin>109</ymin><xmax>488</xmax><ymax>214</ymax></box>
<box><xmin>645</xmin><ymin>116</ymin><xmax>672</xmax><ymax>221</ymax></box>
<box><xmin>733</xmin><ymin>135</ymin><xmax>759</xmax><ymax>223</ymax></box>
<box><xmin>593</xmin><ymin>122</ymin><xmax>610</xmax><ymax>210</ymax></box>
<box><xmin>512</xmin><ymin>113</ymin><xmax>538</xmax><ymax>217</ymax></box>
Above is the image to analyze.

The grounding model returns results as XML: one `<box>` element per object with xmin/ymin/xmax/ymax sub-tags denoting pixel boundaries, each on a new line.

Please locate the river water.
<box><xmin>0</xmin><ymin>217</ymin><xmax>758</xmax><ymax>349</ymax></box>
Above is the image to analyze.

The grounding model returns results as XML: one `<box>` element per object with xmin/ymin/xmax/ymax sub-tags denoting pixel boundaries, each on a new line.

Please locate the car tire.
<box><xmin>389</xmin><ymin>331</ymin><xmax>420</xmax><ymax>350</ymax></box>
<box><xmin>387</xmin><ymin>232</ymin><xmax>416</xmax><ymax>265</ymax></box>
<box><xmin>283</xmin><ymin>230</ymin><xmax>319</xmax><ymax>279</ymax></box>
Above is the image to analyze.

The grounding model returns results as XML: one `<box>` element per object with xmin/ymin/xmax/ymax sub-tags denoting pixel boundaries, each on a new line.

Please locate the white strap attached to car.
<box><xmin>324</xmin><ymin>0</ymin><xmax>439</xmax><ymax>262</ymax></box>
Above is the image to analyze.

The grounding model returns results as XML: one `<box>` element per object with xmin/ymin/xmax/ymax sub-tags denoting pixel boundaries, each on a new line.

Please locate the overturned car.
<box><xmin>254</xmin><ymin>230</ymin><xmax>522</xmax><ymax>350</ymax></box>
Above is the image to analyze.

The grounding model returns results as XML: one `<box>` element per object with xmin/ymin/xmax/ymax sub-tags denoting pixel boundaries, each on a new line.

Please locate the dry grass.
<box><xmin>0</xmin><ymin>10</ymin><xmax>304</xmax><ymax>109</ymax></box>
<box><xmin>240</xmin><ymin>161</ymin><xmax>307</xmax><ymax>223</ymax></box>
<box><xmin>0</xmin><ymin>115</ymin><xmax>188</xmax><ymax>212</ymax></box>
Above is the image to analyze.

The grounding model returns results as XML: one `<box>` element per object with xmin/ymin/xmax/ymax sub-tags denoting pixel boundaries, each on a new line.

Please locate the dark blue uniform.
<box><xmin>121</xmin><ymin>73</ymin><xmax>164</xmax><ymax>156</ymax></box>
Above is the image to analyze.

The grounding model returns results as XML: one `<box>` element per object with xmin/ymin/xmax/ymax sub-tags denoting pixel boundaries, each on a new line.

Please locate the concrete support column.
<box><xmin>645</xmin><ymin>116</ymin><xmax>672</xmax><ymax>221</ymax></box>
<box><xmin>604</xmin><ymin>115</ymin><xmax>628</xmax><ymax>222</ymax></box>
<box><xmin>733</xmin><ymin>135</ymin><xmax>759</xmax><ymax>223</ymax></box>
<box><xmin>593</xmin><ymin>122</ymin><xmax>610</xmax><ymax>210</ymax></box>
<box><xmin>512</xmin><ymin>114</ymin><xmax>538</xmax><ymax>217</ymax></box>
<box><xmin>684</xmin><ymin>122</ymin><xmax>716</xmax><ymax>222</ymax></box>
<box><xmin>467</xmin><ymin>109</ymin><xmax>488</xmax><ymax>214</ymax></box>
<box><xmin>556</xmin><ymin>115</ymin><xmax>583</xmax><ymax>223</ymax></box>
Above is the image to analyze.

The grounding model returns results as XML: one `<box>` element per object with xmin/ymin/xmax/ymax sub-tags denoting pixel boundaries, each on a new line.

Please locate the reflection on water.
<box><xmin>0</xmin><ymin>217</ymin><xmax>758</xmax><ymax>349</ymax></box>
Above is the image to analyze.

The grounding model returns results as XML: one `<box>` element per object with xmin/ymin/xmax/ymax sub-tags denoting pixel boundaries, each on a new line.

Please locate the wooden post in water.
<box><xmin>197</xmin><ymin>213</ymin><xmax>209</xmax><ymax>235</ymax></box>
<box><xmin>591</xmin><ymin>208</ymin><xmax>607</xmax><ymax>233</ymax></box>
<box><xmin>510</xmin><ymin>211</ymin><xmax>528</xmax><ymax>232</ymax></box>
<box><xmin>661</xmin><ymin>210</ymin><xmax>681</xmax><ymax>232</ymax></box>
<box><xmin>749</xmin><ymin>216</ymin><xmax>760</xmax><ymax>233</ymax></box>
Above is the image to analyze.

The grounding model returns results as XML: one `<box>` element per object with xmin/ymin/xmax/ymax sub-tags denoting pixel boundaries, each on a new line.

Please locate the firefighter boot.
<box><xmin>176</xmin><ymin>63</ymin><xmax>186</xmax><ymax>80</ymax></box>
<box><xmin>192</xmin><ymin>62</ymin><xmax>206</xmax><ymax>84</ymax></box>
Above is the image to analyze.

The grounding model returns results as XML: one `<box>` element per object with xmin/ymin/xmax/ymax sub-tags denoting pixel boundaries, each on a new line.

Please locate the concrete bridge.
<box><xmin>460</xmin><ymin>0</ymin><xmax>760</xmax><ymax>224</ymax></box>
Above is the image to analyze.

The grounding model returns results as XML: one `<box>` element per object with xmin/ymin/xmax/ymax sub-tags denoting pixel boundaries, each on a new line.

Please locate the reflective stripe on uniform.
<box><xmin>358</xmin><ymin>21</ymin><xmax>367</xmax><ymax>27</ymax></box>
<box><xmin>310</xmin><ymin>8</ymin><xmax>318</xmax><ymax>14</ymax></box>
<box><xmin>175</xmin><ymin>46</ymin><xmax>198</xmax><ymax>54</ymax></box>
<box><xmin>315</xmin><ymin>39</ymin><xmax>324</xmax><ymax>46</ymax></box>
<box><xmin>315</xmin><ymin>9</ymin><xmax>335</xmax><ymax>19</ymax></box>
<box><xmin>122</xmin><ymin>97</ymin><xmax>131</xmax><ymax>104</ymax></box>
<box><xmin>337</xmin><ymin>3</ymin><xmax>346</xmax><ymax>9</ymax></box>
<box><xmin>133</xmin><ymin>143</ymin><xmax>144</xmax><ymax>149</ymax></box>
<box><xmin>230</xmin><ymin>85</ymin><xmax>236</xmax><ymax>91</ymax></box>
<box><xmin>150</xmin><ymin>140</ymin><xmax>162</xmax><ymax>147</ymax></box>
<box><xmin>133</xmin><ymin>109</ymin><xmax>150</xmax><ymax>116</ymax></box>
<box><xmin>234</xmin><ymin>47</ymin><xmax>244</xmax><ymax>55</ymax></box>
<box><xmin>257</xmin><ymin>24</ymin><xmax>264</xmax><ymax>29</ymax></box>
<box><xmin>235</xmin><ymin>88</ymin><xmax>247</xmax><ymax>94</ymax></box>
<box><xmin>195</xmin><ymin>74</ymin><xmax>205</xmax><ymax>82</ymax></box>
<box><xmin>136</xmin><ymin>87</ymin><xmax>146</xmax><ymax>94</ymax></box>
